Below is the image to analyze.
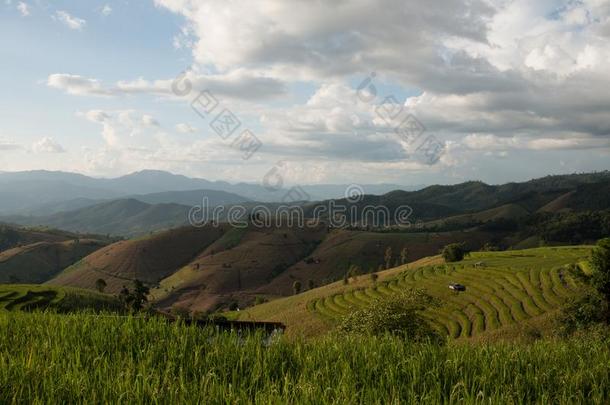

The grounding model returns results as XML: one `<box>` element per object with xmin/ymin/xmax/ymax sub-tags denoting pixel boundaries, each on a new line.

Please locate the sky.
<box><xmin>1</xmin><ymin>0</ymin><xmax>609</xmax><ymax>186</ymax></box>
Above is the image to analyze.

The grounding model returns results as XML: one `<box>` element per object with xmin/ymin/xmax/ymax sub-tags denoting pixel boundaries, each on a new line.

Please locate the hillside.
<box><xmin>0</xmin><ymin>224</ymin><xmax>94</xmax><ymax>251</ymax></box>
<box><xmin>7</xmin><ymin>199</ymin><xmax>193</xmax><ymax>237</ymax></box>
<box><xmin>236</xmin><ymin>246</ymin><xmax>592</xmax><ymax>339</ymax></box>
<box><xmin>0</xmin><ymin>284</ymin><xmax>121</xmax><ymax>312</ymax></box>
<box><xmin>0</xmin><ymin>239</ymin><xmax>107</xmax><ymax>284</ymax></box>
<box><xmin>48</xmin><ymin>225</ymin><xmax>227</xmax><ymax>293</ymax></box>
<box><xmin>0</xmin><ymin>284</ymin><xmax>122</xmax><ymax>313</ymax></box>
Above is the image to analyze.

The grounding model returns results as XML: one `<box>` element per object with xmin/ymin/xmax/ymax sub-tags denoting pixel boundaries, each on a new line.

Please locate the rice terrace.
<box><xmin>3</xmin><ymin>0</ymin><xmax>610</xmax><ymax>403</ymax></box>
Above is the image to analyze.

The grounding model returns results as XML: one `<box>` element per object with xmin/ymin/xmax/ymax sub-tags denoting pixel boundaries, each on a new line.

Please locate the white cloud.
<box><xmin>35</xmin><ymin>0</ymin><xmax>610</xmax><ymax>182</ymax></box>
<box><xmin>16</xmin><ymin>1</ymin><xmax>29</xmax><ymax>16</ymax></box>
<box><xmin>54</xmin><ymin>10</ymin><xmax>86</xmax><ymax>30</ymax></box>
<box><xmin>0</xmin><ymin>139</ymin><xmax>22</xmax><ymax>151</ymax></box>
<box><xmin>101</xmin><ymin>4</ymin><xmax>112</xmax><ymax>16</ymax></box>
<box><xmin>175</xmin><ymin>123</ymin><xmax>196</xmax><ymax>133</ymax></box>
<box><xmin>32</xmin><ymin>137</ymin><xmax>65</xmax><ymax>153</ymax></box>
<box><xmin>47</xmin><ymin>74</ymin><xmax>109</xmax><ymax>96</ymax></box>
<box><xmin>46</xmin><ymin>70</ymin><xmax>286</xmax><ymax>100</ymax></box>
<box><xmin>141</xmin><ymin>114</ymin><xmax>160</xmax><ymax>127</ymax></box>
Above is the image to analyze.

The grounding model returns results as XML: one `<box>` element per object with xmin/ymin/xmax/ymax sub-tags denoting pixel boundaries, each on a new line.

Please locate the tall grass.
<box><xmin>1</xmin><ymin>311</ymin><xmax>609</xmax><ymax>404</ymax></box>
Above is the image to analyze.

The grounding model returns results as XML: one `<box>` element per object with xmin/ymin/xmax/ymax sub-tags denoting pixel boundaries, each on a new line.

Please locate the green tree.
<box><xmin>293</xmin><ymin>281</ymin><xmax>302</xmax><ymax>295</ymax></box>
<box><xmin>384</xmin><ymin>246</ymin><xmax>393</xmax><ymax>269</ymax></box>
<box><xmin>338</xmin><ymin>289</ymin><xmax>440</xmax><ymax>342</ymax></box>
<box><xmin>95</xmin><ymin>278</ymin><xmax>107</xmax><ymax>293</ymax></box>
<box><xmin>591</xmin><ymin>238</ymin><xmax>610</xmax><ymax>304</ymax></box>
<box><xmin>442</xmin><ymin>243</ymin><xmax>468</xmax><ymax>263</ymax></box>
<box><xmin>118</xmin><ymin>280</ymin><xmax>150</xmax><ymax>313</ymax></box>
<box><xmin>400</xmin><ymin>247</ymin><xmax>409</xmax><ymax>264</ymax></box>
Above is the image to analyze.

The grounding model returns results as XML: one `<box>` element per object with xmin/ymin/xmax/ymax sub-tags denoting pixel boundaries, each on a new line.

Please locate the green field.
<box><xmin>0</xmin><ymin>284</ymin><xmax>121</xmax><ymax>313</ymax></box>
<box><xmin>237</xmin><ymin>246</ymin><xmax>593</xmax><ymax>338</ymax></box>
<box><xmin>1</xmin><ymin>311</ymin><xmax>609</xmax><ymax>403</ymax></box>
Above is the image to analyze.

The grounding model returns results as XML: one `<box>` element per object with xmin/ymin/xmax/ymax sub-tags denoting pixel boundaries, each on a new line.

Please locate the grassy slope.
<box><xmin>236</xmin><ymin>246</ymin><xmax>592</xmax><ymax>339</ymax></box>
<box><xmin>2</xmin><ymin>311</ymin><xmax>610</xmax><ymax>403</ymax></box>
<box><xmin>0</xmin><ymin>284</ymin><xmax>120</xmax><ymax>312</ymax></box>
<box><xmin>48</xmin><ymin>225</ymin><xmax>226</xmax><ymax>293</ymax></box>
<box><xmin>259</xmin><ymin>229</ymin><xmax>498</xmax><ymax>296</ymax></box>
<box><xmin>0</xmin><ymin>239</ymin><xmax>107</xmax><ymax>284</ymax></box>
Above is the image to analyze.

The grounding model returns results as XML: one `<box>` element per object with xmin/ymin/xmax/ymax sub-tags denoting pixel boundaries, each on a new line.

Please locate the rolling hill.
<box><xmin>235</xmin><ymin>246</ymin><xmax>592</xmax><ymax>339</ymax></box>
<box><xmin>0</xmin><ymin>239</ymin><xmax>107</xmax><ymax>284</ymax></box>
<box><xmin>47</xmin><ymin>221</ymin><xmax>503</xmax><ymax>313</ymax></box>
<box><xmin>4</xmin><ymin>199</ymin><xmax>193</xmax><ymax>237</ymax></box>
<box><xmin>48</xmin><ymin>225</ymin><xmax>227</xmax><ymax>293</ymax></box>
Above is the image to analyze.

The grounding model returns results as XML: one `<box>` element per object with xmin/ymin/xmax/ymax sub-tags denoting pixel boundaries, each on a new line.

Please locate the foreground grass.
<box><xmin>1</xmin><ymin>312</ymin><xmax>610</xmax><ymax>403</ymax></box>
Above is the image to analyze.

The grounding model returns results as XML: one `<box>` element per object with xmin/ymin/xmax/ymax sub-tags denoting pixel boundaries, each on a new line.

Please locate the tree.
<box><xmin>384</xmin><ymin>246</ymin><xmax>393</xmax><ymax>269</ymax></box>
<box><xmin>348</xmin><ymin>265</ymin><xmax>361</xmax><ymax>280</ymax></box>
<box><xmin>338</xmin><ymin>289</ymin><xmax>441</xmax><ymax>342</ymax></box>
<box><xmin>557</xmin><ymin>238</ymin><xmax>610</xmax><ymax>334</ymax></box>
<box><xmin>442</xmin><ymin>243</ymin><xmax>468</xmax><ymax>263</ymax></box>
<box><xmin>293</xmin><ymin>280</ymin><xmax>302</xmax><ymax>295</ymax></box>
<box><xmin>95</xmin><ymin>278</ymin><xmax>107</xmax><ymax>293</ymax></box>
<box><xmin>591</xmin><ymin>238</ymin><xmax>610</xmax><ymax>301</ymax></box>
<box><xmin>400</xmin><ymin>247</ymin><xmax>409</xmax><ymax>264</ymax></box>
<box><xmin>118</xmin><ymin>280</ymin><xmax>150</xmax><ymax>313</ymax></box>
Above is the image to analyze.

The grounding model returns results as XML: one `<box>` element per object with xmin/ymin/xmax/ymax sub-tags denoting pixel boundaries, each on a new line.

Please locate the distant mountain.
<box><xmin>0</xmin><ymin>170</ymin><xmax>413</xmax><ymax>214</ymax></box>
<box><xmin>4</xmin><ymin>199</ymin><xmax>192</xmax><ymax>237</ymax></box>
<box><xmin>130</xmin><ymin>189</ymin><xmax>252</xmax><ymax>207</ymax></box>
<box><xmin>3</xmin><ymin>171</ymin><xmax>610</xmax><ymax>237</ymax></box>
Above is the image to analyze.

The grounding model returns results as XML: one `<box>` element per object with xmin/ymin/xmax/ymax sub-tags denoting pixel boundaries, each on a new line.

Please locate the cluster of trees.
<box><xmin>481</xmin><ymin>211</ymin><xmax>610</xmax><ymax>244</ymax></box>
<box><xmin>559</xmin><ymin>238</ymin><xmax>610</xmax><ymax>334</ymax></box>
<box><xmin>0</xmin><ymin>226</ymin><xmax>20</xmax><ymax>252</ymax></box>
<box><xmin>118</xmin><ymin>280</ymin><xmax>150</xmax><ymax>313</ymax></box>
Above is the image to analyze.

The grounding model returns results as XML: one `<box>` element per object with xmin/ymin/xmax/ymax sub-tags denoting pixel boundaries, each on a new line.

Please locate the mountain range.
<box><xmin>1</xmin><ymin>170</ymin><xmax>609</xmax><ymax>312</ymax></box>
<box><xmin>0</xmin><ymin>170</ymin><xmax>413</xmax><ymax>215</ymax></box>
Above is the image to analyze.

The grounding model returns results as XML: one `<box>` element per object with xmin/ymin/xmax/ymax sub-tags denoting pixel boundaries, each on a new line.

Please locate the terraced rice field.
<box><xmin>0</xmin><ymin>285</ymin><xmax>121</xmax><ymax>312</ymax></box>
<box><xmin>307</xmin><ymin>247</ymin><xmax>589</xmax><ymax>338</ymax></box>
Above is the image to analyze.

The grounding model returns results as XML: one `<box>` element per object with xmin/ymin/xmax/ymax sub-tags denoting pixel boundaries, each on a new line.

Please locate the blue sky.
<box><xmin>1</xmin><ymin>0</ymin><xmax>609</xmax><ymax>186</ymax></box>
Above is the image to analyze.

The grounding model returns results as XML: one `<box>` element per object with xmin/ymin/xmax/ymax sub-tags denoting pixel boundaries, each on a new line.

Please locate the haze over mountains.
<box><xmin>0</xmin><ymin>170</ymin><xmax>412</xmax><ymax>215</ymax></box>
<box><xmin>1</xmin><ymin>170</ymin><xmax>609</xmax><ymax>238</ymax></box>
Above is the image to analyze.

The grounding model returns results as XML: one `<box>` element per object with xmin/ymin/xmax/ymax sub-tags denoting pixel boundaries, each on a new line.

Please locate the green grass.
<box><xmin>0</xmin><ymin>284</ymin><xmax>121</xmax><ymax>313</ymax></box>
<box><xmin>237</xmin><ymin>246</ymin><xmax>593</xmax><ymax>339</ymax></box>
<box><xmin>1</xmin><ymin>311</ymin><xmax>610</xmax><ymax>403</ymax></box>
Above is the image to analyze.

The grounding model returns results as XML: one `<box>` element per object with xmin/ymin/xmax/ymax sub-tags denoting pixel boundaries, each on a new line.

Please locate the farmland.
<box><xmin>1</xmin><ymin>311</ymin><xmax>610</xmax><ymax>403</ymax></box>
<box><xmin>0</xmin><ymin>284</ymin><xmax>121</xmax><ymax>312</ymax></box>
<box><xmin>237</xmin><ymin>246</ymin><xmax>593</xmax><ymax>338</ymax></box>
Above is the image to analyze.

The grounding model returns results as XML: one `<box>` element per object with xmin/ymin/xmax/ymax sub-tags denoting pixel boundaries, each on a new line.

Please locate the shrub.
<box><xmin>95</xmin><ymin>278</ymin><xmax>107</xmax><ymax>293</ymax></box>
<box><xmin>442</xmin><ymin>243</ymin><xmax>468</xmax><ymax>263</ymax></box>
<box><xmin>338</xmin><ymin>290</ymin><xmax>441</xmax><ymax>342</ymax></box>
<box><xmin>293</xmin><ymin>281</ymin><xmax>302</xmax><ymax>295</ymax></box>
<box><xmin>254</xmin><ymin>296</ymin><xmax>268</xmax><ymax>305</ymax></box>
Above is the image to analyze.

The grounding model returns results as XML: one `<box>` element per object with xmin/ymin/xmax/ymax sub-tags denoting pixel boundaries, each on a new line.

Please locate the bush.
<box><xmin>338</xmin><ymin>290</ymin><xmax>441</xmax><ymax>342</ymax></box>
<box><xmin>293</xmin><ymin>281</ymin><xmax>302</xmax><ymax>295</ymax></box>
<box><xmin>442</xmin><ymin>243</ymin><xmax>468</xmax><ymax>263</ymax></box>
